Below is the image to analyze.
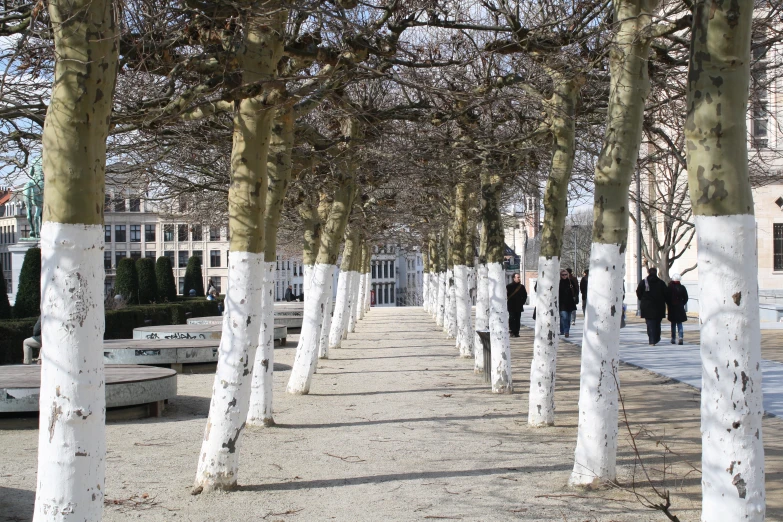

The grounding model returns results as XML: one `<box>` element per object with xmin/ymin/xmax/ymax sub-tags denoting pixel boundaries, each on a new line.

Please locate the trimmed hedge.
<box><xmin>0</xmin><ymin>262</ymin><xmax>11</xmax><ymax>319</ymax></box>
<box><xmin>14</xmin><ymin>247</ymin><xmax>40</xmax><ymax>318</ymax></box>
<box><xmin>184</xmin><ymin>256</ymin><xmax>204</xmax><ymax>296</ymax></box>
<box><xmin>115</xmin><ymin>258</ymin><xmax>139</xmax><ymax>304</ymax></box>
<box><xmin>136</xmin><ymin>257</ymin><xmax>158</xmax><ymax>304</ymax></box>
<box><xmin>0</xmin><ymin>299</ymin><xmax>220</xmax><ymax>364</ymax></box>
<box><xmin>155</xmin><ymin>256</ymin><xmax>177</xmax><ymax>302</ymax></box>
<box><xmin>0</xmin><ymin>318</ymin><xmax>37</xmax><ymax>364</ymax></box>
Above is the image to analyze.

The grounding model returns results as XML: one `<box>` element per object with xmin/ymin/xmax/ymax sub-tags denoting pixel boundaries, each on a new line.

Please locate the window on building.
<box><xmin>372</xmin><ymin>263</ymin><xmax>376</xmax><ymax>279</ymax></box>
<box><xmin>213</xmin><ymin>278</ymin><xmax>222</xmax><ymax>293</ymax></box>
<box><xmin>104</xmin><ymin>225</ymin><xmax>111</xmax><ymax>243</ymax></box>
<box><xmin>115</xmin><ymin>251</ymin><xmax>127</xmax><ymax>265</ymax></box>
<box><xmin>104</xmin><ymin>252</ymin><xmax>112</xmax><ymax>270</ymax></box>
<box><xmin>20</xmin><ymin>224</ymin><xmax>29</xmax><ymax>239</ymax></box>
<box><xmin>164</xmin><ymin>250</ymin><xmax>174</xmax><ymax>264</ymax></box>
<box><xmin>383</xmin><ymin>262</ymin><xmax>388</xmax><ymax>279</ymax></box>
<box><xmin>130</xmin><ymin>251</ymin><xmax>141</xmax><ymax>260</ymax></box>
<box><xmin>210</xmin><ymin>250</ymin><xmax>221</xmax><ymax>268</ymax></box>
<box><xmin>129</xmin><ymin>198</ymin><xmax>141</xmax><ymax>212</ymax></box>
<box><xmin>145</xmin><ymin>224</ymin><xmax>156</xmax><ymax>242</ymax></box>
<box><xmin>114</xmin><ymin>197</ymin><xmax>125</xmax><ymax>212</ymax></box>
<box><xmin>130</xmin><ymin>224</ymin><xmax>141</xmax><ymax>242</ymax></box>
<box><xmin>145</xmin><ymin>251</ymin><xmax>156</xmax><ymax>259</ymax></box>
<box><xmin>192</xmin><ymin>224</ymin><xmax>203</xmax><ymax>241</ymax></box>
<box><xmin>210</xmin><ymin>226</ymin><xmax>220</xmax><ymax>241</ymax></box>
<box><xmin>179</xmin><ymin>277</ymin><xmax>185</xmax><ymax>295</ymax></box>
<box><xmin>390</xmin><ymin>262</ymin><xmax>395</xmax><ymax>278</ymax></box>
<box><xmin>178</xmin><ymin>250</ymin><xmax>189</xmax><ymax>268</ymax></box>
<box><xmin>775</xmin><ymin>224</ymin><xmax>783</xmax><ymax>270</ymax></box>
<box><xmin>115</xmin><ymin>225</ymin><xmax>126</xmax><ymax>242</ymax></box>
<box><xmin>177</xmin><ymin>224</ymin><xmax>188</xmax><ymax>242</ymax></box>
<box><xmin>163</xmin><ymin>224</ymin><xmax>174</xmax><ymax>242</ymax></box>
<box><xmin>104</xmin><ymin>194</ymin><xmax>111</xmax><ymax>212</ymax></box>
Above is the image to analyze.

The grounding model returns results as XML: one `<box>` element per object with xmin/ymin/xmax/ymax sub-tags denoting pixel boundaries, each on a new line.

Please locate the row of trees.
<box><xmin>0</xmin><ymin>0</ymin><xmax>778</xmax><ymax>518</ymax></box>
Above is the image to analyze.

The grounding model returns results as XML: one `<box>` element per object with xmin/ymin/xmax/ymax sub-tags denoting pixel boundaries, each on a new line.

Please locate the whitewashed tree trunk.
<box><xmin>329</xmin><ymin>270</ymin><xmax>351</xmax><ymax>348</ymax></box>
<box><xmin>347</xmin><ymin>271</ymin><xmax>361</xmax><ymax>333</ymax></box>
<box><xmin>474</xmin><ymin>263</ymin><xmax>489</xmax><ymax>373</ymax></box>
<box><xmin>33</xmin><ymin>0</ymin><xmax>117</xmax><ymax>515</ymax></box>
<box><xmin>454</xmin><ymin>264</ymin><xmax>473</xmax><ymax>358</ymax></box>
<box><xmin>317</xmin><ymin>265</ymin><xmax>336</xmax><ymax>359</ymax></box>
<box><xmin>696</xmin><ymin>215</ymin><xmax>765</xmax><ymax>519</ymax></box>
<box><xmin>422</xmin><ymin>272</ymin><xmax>430</xmax><ymax>312</ymax></box>
<box><xmin>528</xmin><ymin>256</ymin><xmax>560</xmax><ymax>427</ymax></box>
<box><xmin>364</xmin><ymin>272</ymin><xmax>371</xmax><ymax>313</ymax></box>
<box><xmin>569</xmin><ymin>244</ymin><xmax>624</xmax><ymax>487</ymax></box>
<box><xmin>444</xmin><ymin>268</ymin><xmax>455</xmax><ymax>337</ymax></box>
<box><xmin>287</xmin><ymin>263</ymin><xmax>335</xmax><ymax>394</ymax></box>
<box><xmin>247</xmin><ymin>261</ymin><xmax>276</xmax><ymax>427</ymax></box>
<box><xmin>195</xmin><ymin>252</ymin><xmax>265</xmax><ymax>491</ymax></box>
<box><xmin>36</xmin><ymin>224</ymin><xmax>107</xmax><ymax>519</ymax></box>
<box><xmin>436</xmin><ymin>272</ymin><xmax>446</xmax><ymax>326</ymax></box>
<box><xmin>487</xmin><ymin>262</ymin><xmax>512</xmax><ymax>393</ymax></box>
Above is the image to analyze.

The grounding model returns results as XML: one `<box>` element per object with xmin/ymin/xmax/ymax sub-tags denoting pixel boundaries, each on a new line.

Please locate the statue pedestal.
<box><xmin>9</xmin><ymin>239</ymin><xmax>39</xmax><ymax>306</ymax></box>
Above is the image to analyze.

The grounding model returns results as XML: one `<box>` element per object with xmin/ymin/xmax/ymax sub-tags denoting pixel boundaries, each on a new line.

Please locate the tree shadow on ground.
<box><xmin>0</xmin><ymin>485</ymin><xmax>34</xmax><ymax>522</ymax></box>
<box><xmin>237</xmin><ymin>463</ymin><xmax>571</xmax><ymax>492</ymax></box>
<box><xmin>275</xmin><ymin>411</ymin><xmax>522</xmax><ymax>429</ymax></box>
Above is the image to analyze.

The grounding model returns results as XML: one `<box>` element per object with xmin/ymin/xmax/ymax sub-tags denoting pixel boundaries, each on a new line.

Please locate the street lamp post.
<box><xmin>572</xmin><ymin>225</ymin><xmax>579</xmax><ymax>273</ymax></box>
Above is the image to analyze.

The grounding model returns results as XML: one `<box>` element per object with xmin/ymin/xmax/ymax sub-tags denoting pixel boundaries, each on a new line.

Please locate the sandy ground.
<box><xmin>1</xmin><ymin>307</ymin><xmax>782</xmax><ymax>521</ymax></box>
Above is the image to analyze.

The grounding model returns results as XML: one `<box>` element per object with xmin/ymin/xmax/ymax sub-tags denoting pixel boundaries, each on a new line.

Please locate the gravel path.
<box><xmin>1</xmin><ymin>307</ymin><xmax>781</xmax><ymax>521</ymax></box>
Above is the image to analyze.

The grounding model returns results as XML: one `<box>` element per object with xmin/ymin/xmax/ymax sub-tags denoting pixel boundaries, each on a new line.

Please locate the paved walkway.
<box><xmin>520</xmin><ymin>313</ymin><xmax>783</xmax><ymax>418</ymax></box>
<box><xmin>1</xmin><ymin>307</ymin><xmax>782</xmax><ymax>520</ymax></box>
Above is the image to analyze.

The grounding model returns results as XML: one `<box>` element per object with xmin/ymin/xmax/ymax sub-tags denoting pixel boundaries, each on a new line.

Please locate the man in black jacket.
<box><xmin>635</xmin><ymin>267</ymin><xmax>668</xmax><ymax>345</ymax></box>
<box><xmin>506</xmin><ymin>273</ymin><xmax>527</xmax><ymax>337</ymax></box>
<box><xmin>580</xmin><ymin>269</ymin><xmax>589</xmax><ymax>315</ymax></box>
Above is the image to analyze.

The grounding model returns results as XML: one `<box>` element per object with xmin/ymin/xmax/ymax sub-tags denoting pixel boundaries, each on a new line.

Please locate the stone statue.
<box><xmin>23</xmin><ymin>157</ymin><xmax>43</xmax><ymax>239</ymax></box>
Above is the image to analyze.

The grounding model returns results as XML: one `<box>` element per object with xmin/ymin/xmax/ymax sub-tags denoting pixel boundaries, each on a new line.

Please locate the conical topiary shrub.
<box><xmin>184</xmin><ymin>255</ymin><xmax>204</xmax><ymax>297</ymax></box>
<box><xmin>136</xmin><ymin>257</ymin><xmax>158</xmax><ymax>304</ymax></box>
<box><xmin>155</xmin><ymin>256</ymin><xmax>177</xmax><ymax>302</ymax></box>
<box><xmin>0</xmin><ymin>262</ymin><xmax>11</xmax><ymax>319</ymax></box>
<box><xmin>14</xmin><ymin>247</ymin><xmax>41</xmax><ymax>318</ymax></box>
<box><xmin>115</xmin><ymin>258</ymin><xmax>139</xmax><ymax>304</ymax></box>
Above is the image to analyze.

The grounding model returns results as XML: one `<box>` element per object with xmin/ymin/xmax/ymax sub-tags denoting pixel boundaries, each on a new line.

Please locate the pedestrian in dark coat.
<box><xmin>506</xmin><ymin>273</ymin><xmax>527</xmax><ymax>337</ymax></box>
<box><xmin>558</xmin><ymin>270</ymin><xmax>577</xmax><ymax>337</ymax></box>
<box><xmin>566</xmin><ymin>268</ymin><xmax>579</xmax><ymax>325</ymax></box>
<box><xmin>635</xmin><ymin>267</ymin><xmax>668</xmax><ymax>345</ymax></box>
<box><xmin>580</xmin><ymin>269</ymin><xmax>589</xmax><ymax>315</ymax></box>
<box><xmin>285</xmin><ymin>285</ymin><xmax>294</xmax><ymax>302</ymax></box>
<box><xmin>666</xmin><ymin>273</ymin><xmax>689</xmax><ymax>345</ymax></box>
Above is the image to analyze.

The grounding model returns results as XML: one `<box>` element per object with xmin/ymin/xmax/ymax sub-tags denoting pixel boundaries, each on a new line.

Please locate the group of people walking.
<box><xmin>505</xmin><ymin>267</ymin><xmax>588</xmax><ymax>338</ymax></box>
<box><xmin>635</xmin><ymin>267</ymin><xmax>689</xmax><ymax>345</ymax></box>
<box><xmin>506</xmin><ymin>265</ymin><xmax>689</xmax><ymax>346</ymax></box>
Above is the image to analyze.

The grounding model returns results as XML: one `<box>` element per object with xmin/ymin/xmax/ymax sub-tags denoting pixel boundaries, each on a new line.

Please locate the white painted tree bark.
<box><xmin>364</xmin><ymin>272</ymin><xmax>371</xmax><ymax>313</ymax></box>
<box><xmin>696</xmin><ymin>217</ymin><xmax>765</xmax><ymax>519</ymax></box>
<box><xmin>528</xmin><ymin>256</ymin><xmax>560</xmax><ymax>427</ymax></box>
<box><xmin>35</xmin><ymin>224</ymin><xmax>107</xmax><ymax>520</ymax></box>
<box><xmin>422</xmin><ymin>272</ymin><xmax>430</xmax><ymax>313</ymax></box>
<box><xmin>474</xmin><ymin>263</ymin><xmax>489</xmax><ymax>373</ymax></box>
<box><xmin>444</xmin><ymin>268</ymin><xmax>456</xmax><ymax>338</ymax></box>
<box><xmin>329</xmin><ymin>269</ymin><xmax>351</xmax><ymax>349</ymax></box>
<box><xmin>287</xmin><ymin>263</ymin><xmax>335</xmax><ymax>394</ymax></box>
<box><xmin>340</xmin><ymin>271</ymin><xmax>358</xmax><ymax>339</ymax></box>
<box><xmin>436</xmin><ymin>272</ymin><xmax>446</xmax><ymax>326</ymax></box>
<box><xmin>347</xmin><ymin>271</ymin><xmax>361</xmax><ymax>333</ymax></box>
<box><xmin>317</xmin><ymin>265</ymin><xmax>336</xmax><ymax>359</ymax></box>
<box><xmin>247</xmin><ymin>261</ymin><xmax>276</xmax><ymax>426</ymax></box>
<box><xmin>454</xmin><ymin>264</ymin><xmax>473</xmax><ymax>358</ymax></box>
<box><xmin>195</xmin><ymin>252</ymin><xmax>265</xmax><ymax>491</ymax></box>
<box><xmin>487</xmin><ymin>262</ymin><xmax>512</xmax><ymax>393</ymax></box>
<box><xmin>570</xmin><ymin>244</ymin><xmax>624</xmax><ymax>487</ymax></box>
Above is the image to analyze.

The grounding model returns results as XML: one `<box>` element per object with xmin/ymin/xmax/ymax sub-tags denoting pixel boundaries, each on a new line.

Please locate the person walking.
<box><xmin>666</xmin><ymin>273</ymin><xmax>689</xmax><ymax>345</ymax></box>
<box><xmin>506</xmin><ymin>273</ymin><xmax>527</xmax><ymax>337</ymax></box>
<box><xmin>285</xmin><ymin>285</ymin><xmax>294</xmax><ymax>302</ymax></box>
<box><xmin>635</xmin><ymin>267</ymin><xmax>668</xmax><ymax>345</ymax></box>
<box><xmin>559</xmin><ymin>270</ymin><xmax>577</xmax><ymax>337</ymax></box>
<box><xmin>566</xmin><ymin>268</ymin><xmax>579</xmax><ymax>325</ymax></box>
<box><xmin>580</xmin><ymin>269</ymin><xmax>589</xmax><ymax>316</ymax></box>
